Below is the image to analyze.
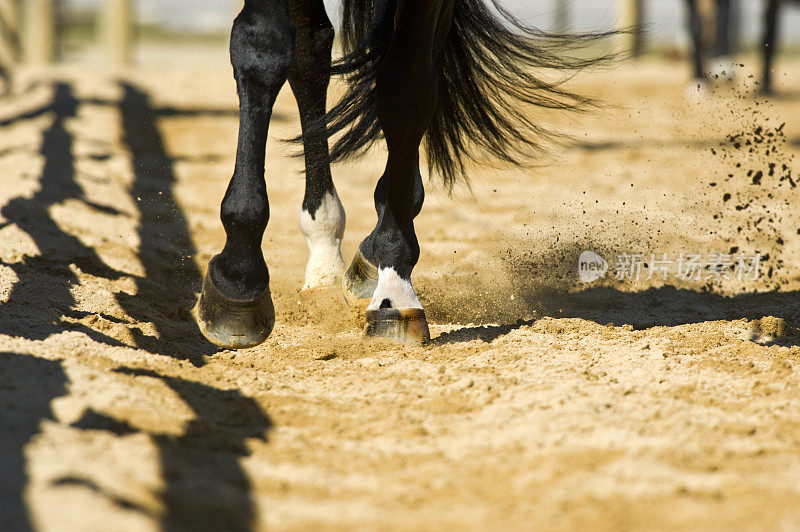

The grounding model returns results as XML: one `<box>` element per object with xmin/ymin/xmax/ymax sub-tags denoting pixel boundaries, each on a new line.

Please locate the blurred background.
<box><xmin>0</xmin><ymin>7</ymin><xmax>799</xmax><ymax>529</ymax></box>
<box><xmin>2</xmin><ymin>0</ymin><xmax>800</xmax><ymax>69</ymax></box>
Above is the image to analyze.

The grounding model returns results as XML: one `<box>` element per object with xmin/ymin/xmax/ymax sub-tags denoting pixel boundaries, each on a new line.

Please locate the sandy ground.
<box><xmin>1</xmin><ymin>47</ymin><xmax>800</xmax><ymax>531</ymax></box>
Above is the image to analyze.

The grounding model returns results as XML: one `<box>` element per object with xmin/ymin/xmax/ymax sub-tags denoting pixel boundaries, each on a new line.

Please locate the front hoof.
<box><xmin>365</xmin><ymin>308</ymin><xmax>430</xmax><ymax>345</ymax></box>
<box><xmin>343</xmin><ymin>249</ymin><xmax>378</xmax><ymax>307</ymax></box>
<box><xmin>193</xmin><ymin>272</ymin><xmax>275</xmax><ymax>350</ymax></box>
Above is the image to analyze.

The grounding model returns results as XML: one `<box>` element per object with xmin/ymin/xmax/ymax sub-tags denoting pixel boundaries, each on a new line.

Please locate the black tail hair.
<box><xmin>320</xmin><ymin>0</ymin><xmax>618</xmax><ymax>189</ymax></box>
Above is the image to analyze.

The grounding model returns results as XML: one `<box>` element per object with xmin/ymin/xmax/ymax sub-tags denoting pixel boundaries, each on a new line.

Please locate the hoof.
<box><xmin>193</xmin><ymin>272</ymin><xmax>275</xmax><ymax>350</ymax></box>
<box><xmin>364</xmin><ymin>308</ymin><xmax>430</xmax><ymax>345</ymax></box>
<box><xmin>343</xmin><ymin>249</ymin><xmax>378</xmax><ymax>307</ymax></box>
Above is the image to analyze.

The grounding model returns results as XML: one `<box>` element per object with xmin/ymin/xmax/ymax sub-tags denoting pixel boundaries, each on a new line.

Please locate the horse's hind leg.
<box><xmin>344</xmin><ymin>0</ymin><xmax>452</xmax><ymax>314</ymax></box>
<box><xmin>288</xmin><ymin>0</ymin><xmax>346</xmax><ymax>292</ymax></box>
<box><xmin>347</xmin><ymin>0</ymin><xmax>450</xmax><ymax>344</ymax></box>
<box><xmin>194</xmin><ymin>0</ymin><xmax>294</xmax><ymax>349</ymax></box>
<box><xmin>343</xmin><ymin>160</ymin><xmax>424</xmax><ymax>308</ymax></box>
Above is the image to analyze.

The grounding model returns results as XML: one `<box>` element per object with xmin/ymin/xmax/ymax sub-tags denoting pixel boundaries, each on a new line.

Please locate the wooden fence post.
<box><xmin>101</xmin><ymin>0</ymin><xmax>134</xmax><ymax>65</ymax></box>
<box><xmin>22</xmin><ymin>0</ymin><xmax>57</xmax><ymax>65</ymax></box>
<box><xmin>728</xmin><ymin>0</ymin><xmax>742</xmax><ymax>55</ymax></box>
<box><xmin>554</xmin><ymin>0</ymin><xmax>570</xmax><ymax>33</ymax></box>
<box><xmin>617</xmin><ymin>0</ymin><xmax>644</xmax><ymax>57</ymax></box>
<box><xmin>0</xmin><ymin>0</ymin><xmax>20</xmax><ymax>65</ymax></box>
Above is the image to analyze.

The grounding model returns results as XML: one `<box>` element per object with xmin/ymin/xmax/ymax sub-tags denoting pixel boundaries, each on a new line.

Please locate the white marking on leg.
<box><xmin>300</xmin><ymin>190</ymin><xmax>346</xmax><ymax>290</ymax></box>
<box><xmin>367</xmin><ymin>267</ymin><xmax>422</xmax><ymax>310</ymax></box>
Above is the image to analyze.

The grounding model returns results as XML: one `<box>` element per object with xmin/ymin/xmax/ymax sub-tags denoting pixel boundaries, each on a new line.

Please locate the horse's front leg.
<box><xmin>195</xmin><ymin>0</ymin><xmax>295</xmax><ymax>349</ymax></box>
<box><xmin>288</xmin><ymin>0</ymin><xmax>346</xmax><ymax>292</ymax></box>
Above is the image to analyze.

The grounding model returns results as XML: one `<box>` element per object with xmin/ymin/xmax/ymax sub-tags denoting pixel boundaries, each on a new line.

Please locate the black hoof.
<box><xmin>343</xmin><ymin>249</ymin><xmax>378</xmax><ymax>307</ymax></box>
<box><xmin>193</xmin><ymin>272</ymin><xmax>275</xmax><ymax>350</ymax></box>
<box><xmin>365</xmin><ymin>308</ymin><xmax>430</xmax><ymax>345</ymax></box>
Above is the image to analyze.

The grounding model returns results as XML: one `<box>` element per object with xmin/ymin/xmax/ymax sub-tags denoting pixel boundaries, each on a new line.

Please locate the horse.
<box><xmin>685</xmin><ymin>0</ymin><xmax>798</xmax><ymax>94</ymax></box>
<box><xmin>192</xmin><ymin>0</ymin><xmax>610</xmax><ymax>350</ymax></box>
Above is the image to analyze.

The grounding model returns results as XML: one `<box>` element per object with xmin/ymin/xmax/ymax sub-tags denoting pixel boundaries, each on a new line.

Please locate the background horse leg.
<box><xmin>686</xmin><ymin>0</ymin><xmax>707</xmax><ymax>86</ymax></box>
<box><xmin>288</xmin><ymin>0</ymin><xmax>346</xmax><ymax>292</ymax></box>
<box><xmin>761</xmin><ymin>0</ymin><xmax>781</xmax><ymax>94</ymax></box>
<box><xmin>710</xmin><ymin>0</ymin><xmax>735</xmax><ymax>80</ymax></box>
<box><xmin>194</xmin><ymin>0</ymin><xmax>295</xmax><ymax>349</ymax></box>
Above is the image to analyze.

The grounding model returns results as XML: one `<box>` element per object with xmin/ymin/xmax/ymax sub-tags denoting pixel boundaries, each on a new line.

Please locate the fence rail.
<box><xmin>0</xmin><ymin>0</ymin><xmax>135</xmax><ymax>68</ymax></box>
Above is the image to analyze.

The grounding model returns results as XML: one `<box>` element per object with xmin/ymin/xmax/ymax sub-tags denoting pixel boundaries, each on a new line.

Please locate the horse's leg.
<box><xmin>194</xmin><ymin>0</ymin><xmax>295</xmax><ymax>349</ymax></box>
<box><xmin>288</xmin><ymin>0</ymin><xmax>346</xmax><ymax>291</ymax></box>
<box><xmin>343</xmin><ymin>1</ymin><xmax>454</xmax><ymax>310</ymax></box>
<box><xmin>342</xmin><ymin>157</ymin><xmax>424</xmax><ymax>307</ymax></box>
<box><xmin>711</xmin><ymin>0</ymin><xmax>733</xmax><ymax>73</ymax></box>
<box><xmin>760</xmin><ymin>0</ymin><xmax>781</xmax><ymax>94</ymax></box>
<box><xmin>347</xmin><ymin>0</ymin><xmax>450</xmax><ymax>344</ymax></box>
<box><xmin>685</xmin><ymin>0</ymin><xmax>706</xmax><ymax>84</ymax></box>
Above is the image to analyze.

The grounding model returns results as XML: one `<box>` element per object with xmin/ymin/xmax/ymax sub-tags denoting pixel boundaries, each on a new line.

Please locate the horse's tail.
<box><xmin>325</xmin><ymin>0</ymin><xmax>617</xmax><ymax>188</ymax></box>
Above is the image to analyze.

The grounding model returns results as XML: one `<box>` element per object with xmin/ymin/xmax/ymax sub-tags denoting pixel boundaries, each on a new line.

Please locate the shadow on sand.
<box><xmin>0</xmin><ymin>83</ymin><xmax>130</xmax><ymax>347</ymax></box>
<box><xmin>0</xmin><ymin>81</ymin><xmax>274</xmax><ymax>530</ymax></box>
<box><xmin>0</xmin><ymin>81</ymin><xmax>217</xmax><ymax>364</ymax></box>
<box><xmin>114</xmin><ymin>82</ymin><xmax>218</xmax><ymax>364</ymax></box>
<box><xmin>433</xmin><ymin>285</ymin><xmax>800</xmax><ymax>345</ymax></box>
<box><xmin>60</xmin><ymin>367</ymin><xmax>272</xmax><ymax>531</ymax></box>
<box><xmin>0</xmin><ymin>353</ymin><xmax>272</xmax><ymax>531</ymax></box>
<box><xmin>0</xmin><ymin>353</ymin><xmax>68</xmax><ymax>532</ymax></box>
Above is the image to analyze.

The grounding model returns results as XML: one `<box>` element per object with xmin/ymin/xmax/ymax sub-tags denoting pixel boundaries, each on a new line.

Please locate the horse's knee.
<box><xmin>231</xmin><ymin>2</ymin><xmax>295</xmax><ymax>97</ymax></box>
